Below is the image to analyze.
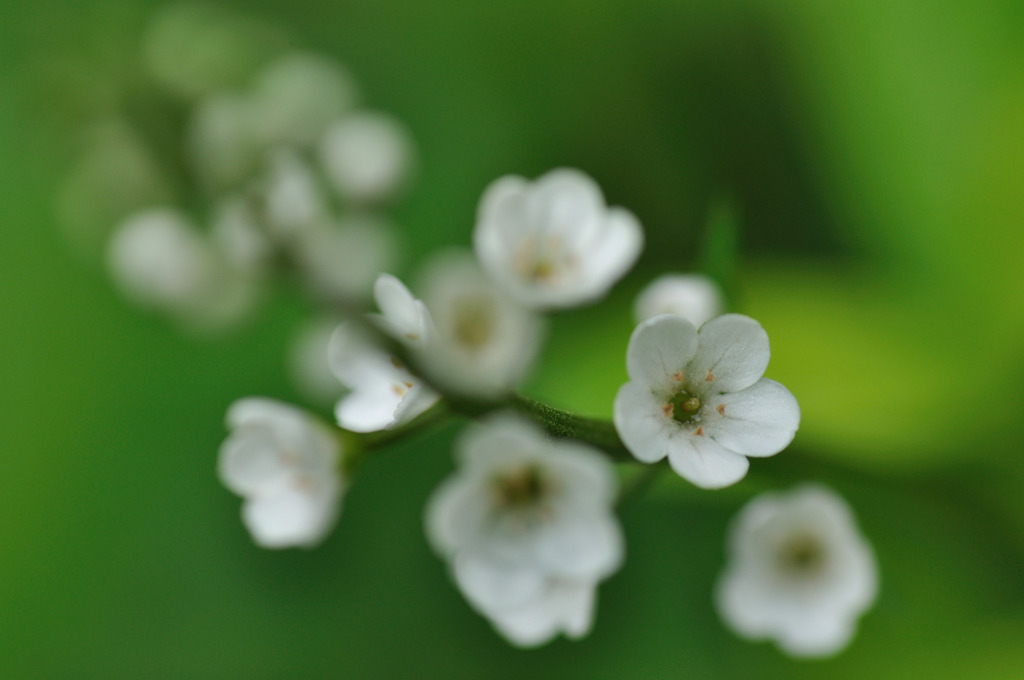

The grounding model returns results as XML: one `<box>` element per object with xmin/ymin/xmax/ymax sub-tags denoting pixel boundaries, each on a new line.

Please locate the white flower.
<box><xmin>218</xmin><ymin>398</ymin><xmax>343</xmax><ymax>549</ymax></box>
<box><xmin>291</xmin><ymin>216</ymin><xmax>397</xmax><ymax>302</ymax></box>
<box><xmin>634</xmin><ymin>273</ymin><xmax>724</xmax><ymax>327</ymax></box>
<box><xmin>327</xmin><ymin>323</ymin><xmax>438</xmax><ymax>433</ymax></box>
<box><xmin>210</xmin><ymin>195</ymin><xmax>273</xmax><ymax>274</ymax></box>
<box><xmin>715</xmin><ymin>484</ymin><xmax>878</xmax><ymax>657</ymax></box>
<box><xmin>107</xmin><ymin>207</ymin><xmax>218</xmax><ymax>310</ymax></box>
<box><xmin>107</xmin><ymin>208</ymin><xmax>259</xmax><ymax>332</ymax></box>
<box><xmin>425</xmin><ymin>414</ymin><xmax>624</xmax><ymax>647</ymax></box>
<box><xmin>319</xmin><ymin>111</ymin><xmax>416</xmax><ymax>203</ymax></box>
<box><xmin>613</xmin><ymin>314</ymin><xmax>799</xmax><ymax>489</ymax></box>
<box><xmin>474</xmin><ymin>168</ymin><xmax>643</xmax><ymax>309</ymax></box>
<box><xmin>415</xmin><ymin>250</ymin><xmax>544</xmax><ymax>398</ymax></box>
<box><xmin>186</xmin><ymin>92</ymin><xmax>263</xmax><ymax>191</ymax></box>
<box><xmin>260</xmin><ymin>148</ymin><xmax>327</xmax><ymax>236</ymax></box>
<box><xmin>249</xmin><ymin>52</ymin><xmax>359</xmax><ymax>147</ymax></box>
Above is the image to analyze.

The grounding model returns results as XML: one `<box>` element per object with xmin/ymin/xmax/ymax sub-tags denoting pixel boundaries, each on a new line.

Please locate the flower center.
<box><xmin>668</xmin><ymin>388</ymin><xmax>702</xmax><ymax>424</ymax></box>
<box><xmin>777</xmin><ymin>533</ymin><xmax>827</xmax><ymax>574</ymax></box>
<box><xmin>452</xmin><ymin>295</ymin><xmax>495</xmax><ymax>349</ymax></box>
<box><xmin>493</xmin><ymin>466</ymin><xmax>546</xmax><ymax>508</ymax></box>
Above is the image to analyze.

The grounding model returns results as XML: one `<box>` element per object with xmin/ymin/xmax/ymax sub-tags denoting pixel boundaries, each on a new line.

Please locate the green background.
<box><xmin>2</xmin><ymin>0</ymin><xmax>1024</xmax><ymax>677</ymax></box>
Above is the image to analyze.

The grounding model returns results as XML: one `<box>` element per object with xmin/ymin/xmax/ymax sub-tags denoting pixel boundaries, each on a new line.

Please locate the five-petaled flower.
<box><xmin>613</xmin><ymin>313</ymin><xmax>800</xmax><ymax>489</ymax></box>
<box><xmin>218</xmin><ymin>398</ymin><xmax>343</xmax><ymax>549</ymax></box>
<box><xmin>425</xmin><ymin>414</ymin><xmax>624</xmax><ymax>647</ymax></box>
<box><xmin>473</xmin><ymin>168</ymin><xmax>643</xmax><ymax>310</ymax></box>
<box><xmin>715</xmin><ymin>484</ymin><xmax>878</xmax><ymax>657</ymax></box>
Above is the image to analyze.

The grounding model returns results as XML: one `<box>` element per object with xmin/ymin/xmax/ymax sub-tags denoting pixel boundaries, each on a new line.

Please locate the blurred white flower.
<box><xmin>292</xmin><ymin>216</ymin><xmax>397</xmax><ymax>302</ymax></box>
<box><xmin>210</xmin><ymin>195</ymin><xmax>273</xmax><ymax>274</ymax></box>
<box><xmin>287</xmin><ymin>316</ymin><xmax>347</xmax><ymax>406</ymax></box>
<box><xmin>613</xmin><ymin>314</ymin><xmax>799</xmax><ymax>489</ymax></box>
<box><xmin>249</xmin><ymin>52</ymin><xmax>360</xmax><ymax>147</ymax></box>
<box><xmin>141</xmin><ymin>3</ymin><xmax>282</xmax><ymax>101</ymax></box>
<box><xmin>218</xmin><ymin>398</ymin><xmax>343</xmax><ymax>549</ymax></box>
<box><xmin>186</xmin><ymin>92</ymin><xmax>262</xmax><ymax>191</ymax></box>
<box><xmin>634</xmin><ymin>273</ymin><xmax>724</xmax><ymax>327</ymax></box>
<box><xmin>319</xmin><ymin>111</ymin><xmax>416</xmax><ymax>203</ymax></box>
<box><xmin>474</xmin><ymin>168</ymin><xmax>643</xmax><ymax>309</ymax></box>
<box><xmin>261</xmin><ymin>148</ymin><xmax>327</xmax><ymax>236</ymax></box>
<box><xmin>715</xmin><ymin>484</ymin><xmax>878</xmax><ymax>657</ymax></box>
<box><xmin>425</xmin><ymin>414</ymin><xmax>623</xmax><ymax>647</ymax></box>
<box><xmin>107</xmin><ymin>208</ymin><xmax>259</xmax><ymax>332</ymax></box>
<box><xmin>327</xmin><ymin>324</ymin><xmax>439</xmax><ymax>433</ymax></box>
<box><xmin>107</xmin><ymin>207</ymin><xmax>218</xmax><ymax>310</ymax></box>
<box><xmin>415</xmin><ymin>250</ymin><xmax>543</xmax><ymax>398</ymax></box>
<box><xmin>56</xmin><ymin>119</ymin><xmax>170</xmax><ymax>261</ymax></box>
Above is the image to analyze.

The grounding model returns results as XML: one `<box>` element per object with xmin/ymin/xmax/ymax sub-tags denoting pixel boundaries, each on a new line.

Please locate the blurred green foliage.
<box><xmin>2</xmin><ymin>0</ymin><xmax>1024</xmax><ymax>677</ymax></box>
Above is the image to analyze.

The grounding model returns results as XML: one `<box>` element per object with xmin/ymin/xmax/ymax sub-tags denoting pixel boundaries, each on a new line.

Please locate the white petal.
<box><xmin>633</xmin><ymin>273</ymin><xmax>724</xmax><ymax>327</ymax></box>
<box><xmin>373</xmin><ymin>273</ymin><xmax>430</xmax><ymax>345</ymax></box>
<box><xmin>242</xmin><ymin>488</ymin><xmax>337</xmax><ymax>548</ymax></box>
<box><xmin>547</xmin><ymin>443</ymin><xmax>618</xmax><ymax>509</ymax></box>
<box><xmin>703</xmin><ymin>378</ymin><xmax>800</xmax><ymax>457</ymax></box>
<box><xmin>456</xmin><ymin>413</ymin><xmax>544</xmax><ymax>471</ymax></box>
<box><xmin>625</xmin><ymin>314</ymin><xmax>699</xmax><ymax>389</ymax></box>
<box><xmin>318</xmin><ymin>111</ymin><xmax>414</xmax><ymax>203</ymax></box>
<box><xmin>453</xmin><ymin>552</ymin><xmax>545</xmax><ymax>613</ymax></box>
<box><xmin>218</xmin><ymin>426</ymin><xmax>291</xmax><ymax>496</ymax></box>
<box><xmin>579</xmin><ymin>207</ymin><xmax>643</xmax><ymax>297</ymax></box>
<box><xmin>389</xmin><ymin>382</ymin><xmax>440</xmax><ymax>428</ymax></box>
<box><xmin>776</xmin><ymin>615</ymin><xmax>856</xmax><ymax>658</ymax></box>
<box><xmin>613</xmin><ymin>381</ymin><xmax>675</xmax><ymax>464</ymax></box>
<box><xmin>686</xmin><ymin>314</ymin><xmax>770</xmax><ymax>393</ymax></box>
<box><xmin>424</xmin><ymin>476</ymin><xmax>492</xmax><ymax>556</ymax></box>
<box><xmin>535</xmin><ymin>515</ymin><xmax>624</xmax><ymax>579</ymax></box>
<box><xmin>526</xmin><ymin>168</ymin><xmax>604</xmax><ymax>246</ymax></box>
<box><xmin>334</xmin><ymin>382</ymin><xmax>404</xmax><ymax>433</ymax></box>
<box><xmin>492</xmin><ymin>578</ymin><xmax>598</xmax><ymax>647</ymax></box>
<box><xmin>665</xmin><ymin>433</ymin><xmax>750</xmax><ymax>489</ymax></box>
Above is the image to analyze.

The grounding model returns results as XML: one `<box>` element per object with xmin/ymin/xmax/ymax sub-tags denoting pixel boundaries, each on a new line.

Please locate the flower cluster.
<box><xmin>69</xmin><ymin>4</ymin><xmax>881</xmax><ymax>659</ymax></box>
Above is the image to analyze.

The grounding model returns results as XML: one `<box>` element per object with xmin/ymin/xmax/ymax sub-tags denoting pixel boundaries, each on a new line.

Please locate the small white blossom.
<box><xmin>291</xmin><ymin>216</ymin><xmax>397</xmax><ymax>302</ymax></box>
<box><xmin>474</xmin><ymin>168</ymin><xmax>643</xmax><ymax>309</ymax></box>
<box><xmin>141</xmin><ymin>4</ymin><xmax>279</xmax><ymax>101</ymax></box>
<box><xmin>415</xmin><ymin>249</ymin><xmax>543</xmax><ymax>398</ymax></box>
<box><xmin>261</xmin><ymin>148</ymin><xmax>327</xmax><ymax>236</ymax></box>
<box><xmin>425</xmin><ymin>414</ymin><xmax>624</xmax><ymax>647</ymax></box>
<box><xmin>319</xmin><ymin>111</ymin><xmax>416</xmax><ymax>204</ymax></box>
<box><xmin>327</xmin><ymin>323</ymin><xmax>438</xmax><ymax>433</ymax></box>
<box><xmin>715</xmin><ymin>484</ymin><xmax>878</xmax><ymax>657</ymax></box>
<box><xmin>107</xmin><ymin>208</ymin><xmax>218</xmax><ymax>311</ymax></box>
<box><xmin>186</xmin><ymin>92</ymin><xmax>263</xmax><ymax>191</ymax></box>
<box><xmin>613</xmin><ymin>314</ymin><xmax>799</xmax><ymax>489</ymax></box>
<box><xmin>634</xmin><ymin>273</ymin><xmax>724</xmax><ymax>327</ymax></box>
<box><xmin>218</xmin><ymin>398</ymin><xmax>343</xmax><ymax>549</ymax></box>
<box><xmin>107</xmin><ymin>208</ymin><xmax>259</xmax><ymax>332</ymax></box>
<box><xmin>249</xmin><ymin>52</ymin><xmax>359</xmax><ymax>147</ymax></box>
<box><xmin>210</xmin><ymin>195</ymin><xmax>273</xmax><ymax>274</ymax></box>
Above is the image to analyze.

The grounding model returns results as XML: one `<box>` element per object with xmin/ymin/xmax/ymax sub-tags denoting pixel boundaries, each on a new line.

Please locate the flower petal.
<box><xmin>703</xmin><ymin>378</ymin><xmax>800</xmax><ymax>457</ymax></box>
<box><xmin>424</xmin><ymin>476</ymin><xmax>492</xmax><ymax>556</ymax></box>
<box><xmin>334</xmin><ymin>382</ymin><xmax>403</xmax><ymax>433</ymax></box>
<box><xmin>687</xmin><ymin>314</ymin><xmax>770</xmax><ymax>394</ymax></box>
<box><xmin>535</xmin><ymin>515</ymin><xmax>624</xmax><ymax>579</ymax></box>
<box><xmin>218</xmin><ymin>426</ymin><xmax>291</xmax><ymax>496</ymax></box>
<box><xmin>242</xmin><ymin>489</ymin><xmax>336</xmax><ymax>549</ymax></box>
<box><xmin>665</xmin><ymin>434</ymin><xmax>750</xmax><ymax>489</ymax></box>
<box><xmin>492</xmin><ymin>579</ymin><xmax>596</xmax><ymax>648</ymax></box>
<box><xmin>614</xmin><ymin>381</ymin><xmax>675</xmax><ymax>464</ymax></box>
<box><xmin>373</xmin><ymin>273</ymin><xmax>430</xmax><ymax>345</ymax></box>
<box><xmin>580</xmin><ymin>207</ymin><xmax>643</xmax><ymax>293</ymax></box>
<box><xmin>453</xmin><ymin>551</ymin><xmax>545</xmax><ymax>613</ymax></box>
<box><xmin>625</xmin><ymin>314</ymin><xmax>699</xmax><ymax>389</ymax></box>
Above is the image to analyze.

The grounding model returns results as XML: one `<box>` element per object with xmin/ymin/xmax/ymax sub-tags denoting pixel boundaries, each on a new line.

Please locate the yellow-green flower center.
<box><xmin>669</xmin><ymin>389</ymin><xmax>702</xmax><ymax>424</ymax></box>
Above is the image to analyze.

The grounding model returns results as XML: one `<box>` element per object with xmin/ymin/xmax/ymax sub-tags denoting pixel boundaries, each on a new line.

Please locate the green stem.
<box><xmin>509</xmin><ymin>394</ymin><xmax>632</xmax><ymax>462</ymax></box>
